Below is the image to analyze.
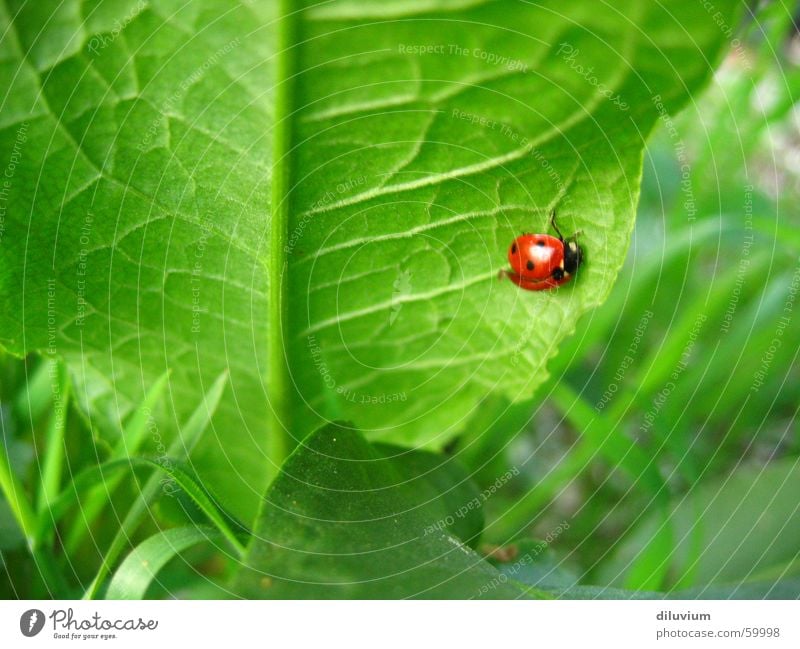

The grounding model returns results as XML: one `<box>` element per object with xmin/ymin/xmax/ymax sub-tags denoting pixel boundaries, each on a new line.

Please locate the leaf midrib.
<box><xmin>265</xmin><ymin>0</ymin><xmax>299</xmax><ymax>482</ymax></box>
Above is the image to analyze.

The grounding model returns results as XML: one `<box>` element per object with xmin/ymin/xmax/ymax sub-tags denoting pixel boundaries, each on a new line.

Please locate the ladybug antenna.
<box><xmin>549</xmin><ymin>210</ymin><xmax>565</xmax><ymax>240</ymax></box>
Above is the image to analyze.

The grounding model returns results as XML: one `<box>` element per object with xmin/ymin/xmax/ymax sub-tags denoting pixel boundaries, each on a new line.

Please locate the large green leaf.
<box><xmin>238</xmin><ymin>423</ymin><xmax>532</xmax><ymax>598</ymax></box>
<box><xmin>0</xmin><ymin>0</ymin><xmax>739</xmax><ymax>525</ymax></box>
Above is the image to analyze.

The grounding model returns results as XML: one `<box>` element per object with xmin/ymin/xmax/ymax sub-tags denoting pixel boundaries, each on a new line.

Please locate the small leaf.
<box><xmin>238</xmin><ymin>423</ymin><xmax>531</xmax><ymax>599</ymax></box>
<box><xmin>105</xmin><ymin>525</ymin><xmax>221</xmax><ymax>600</ymax></box>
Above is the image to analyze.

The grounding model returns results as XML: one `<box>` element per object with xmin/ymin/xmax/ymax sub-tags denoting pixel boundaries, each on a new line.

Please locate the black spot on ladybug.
<box><xmin>511</xmin><ymin>243</ymin><xmax>517</xmax><ymax>254</ymax></box>
<box><xmin>536</xmin><ymin>240</ymin><xmax>545</xmax><ymax>246</ymax></box>
<box><xmin>526</xmin><ymin>260</ymin><xmax>534</xmax><ymax>271</ymax></box>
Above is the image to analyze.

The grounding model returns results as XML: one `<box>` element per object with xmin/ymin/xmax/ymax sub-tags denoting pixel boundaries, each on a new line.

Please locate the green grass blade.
<box><xmin>0</xmin><ymin>408</ymin><xmax>37</xmax><ymax>548</ymax></box>
<box><xmin>64</xmin><ymin>371</ymin><xmax>170</xmax><ymax>554</ymax></box>
<box><xmin>12</xmin><ymin>358</ymin><xmax>56</xmax><ymax>425</ymax></box>
<box><xmin>0</xmin><ymin>402</ymin><xmax>69</xmax><ymax>596</ymax></box>
<box><xmin>83</xmin><ymin>371</ymin><xmax>229</xmax><ymax>600</ymax></box>
<box><xmin>50</xmin><ymin>456</ymin><xmax>246</xmax><ymax>556</ymax></box>
<box><xmin>156</xmin><ymin>464</ymin><xmax>247</xmax><ymax>556</ymax></box>
<box><xmin>34</xmin><ymin>361</ymin><xmax>70</xmax><ymax>539</ymax></box>
<box><xmin>105</xmin><ymin>525</ymin><xmax>221</xmax><ymax>600</ymax></box>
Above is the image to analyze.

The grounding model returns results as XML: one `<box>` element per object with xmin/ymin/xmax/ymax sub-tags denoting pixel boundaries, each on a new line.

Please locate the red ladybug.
<box><xmin>501</xmin><ymin>212</ymin><xmax>582</xmax><ymax>291</ymax></box>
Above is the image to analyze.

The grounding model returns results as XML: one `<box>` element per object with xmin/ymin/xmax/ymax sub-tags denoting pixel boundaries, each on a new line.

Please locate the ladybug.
<box><xmin>501</xmin><ymin>211</ymin><xmax>583</xmax><ymax>291</ymax></box>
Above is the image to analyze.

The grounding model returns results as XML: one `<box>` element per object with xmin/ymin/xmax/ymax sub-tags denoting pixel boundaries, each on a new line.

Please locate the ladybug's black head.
<box><xmin>563</xmin><ymin>239</ymin><xmax>583</xmax><ymax>275</ymax></box>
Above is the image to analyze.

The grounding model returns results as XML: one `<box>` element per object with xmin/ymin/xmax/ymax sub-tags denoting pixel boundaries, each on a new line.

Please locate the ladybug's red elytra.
<box><xmin>501</xmin><ymin>211</ymin><xmax>583</xmax><ymax>291</ymax></box>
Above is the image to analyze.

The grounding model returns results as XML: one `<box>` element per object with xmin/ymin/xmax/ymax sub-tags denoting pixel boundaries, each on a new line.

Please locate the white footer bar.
<box><xmin>1</xmin><ymin>600</ymin><xmax>798</xmax><ymax>648</ymax></box>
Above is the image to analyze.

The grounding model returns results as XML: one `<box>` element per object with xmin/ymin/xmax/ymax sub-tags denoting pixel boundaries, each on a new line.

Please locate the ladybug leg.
<box><xmin>549</xmin><ymin>209</ymin><xmax>565</xmax><ymax>240</ymax></box>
